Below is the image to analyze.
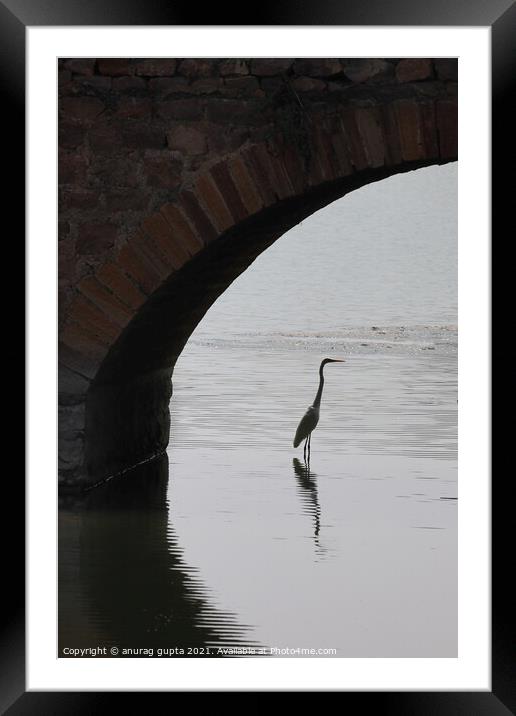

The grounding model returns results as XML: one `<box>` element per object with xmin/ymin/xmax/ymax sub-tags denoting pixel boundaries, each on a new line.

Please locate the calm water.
<box><xmin>59</xmin><ymin>163</ymin><xmax>457</xmax><ymax>657</ymax></box>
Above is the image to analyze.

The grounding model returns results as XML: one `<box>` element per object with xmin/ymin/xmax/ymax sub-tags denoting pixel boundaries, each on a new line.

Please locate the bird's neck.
<box><xmin>313</xmin><ymin>365</ymin><xmax>325</xmax><ymax>408</ymax></box>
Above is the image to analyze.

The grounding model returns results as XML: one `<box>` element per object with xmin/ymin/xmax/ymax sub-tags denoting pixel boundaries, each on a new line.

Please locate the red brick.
<box><xmin>141</xmin><ymin>214</ymin><xmax>190</xmax><ymax>270</ymax></box>
<box><xmin>356</xmin><ymin>107</ymin><xmax>385</xmax><ymax>168</ymax></box>
<box><xmin>96</xmin><ymin>262</ymin><xmax>146</xmax><ymax>310</ymax></box>
<box><xmin>180</xmin><ymin>191</ymin><xmax>218</xmax><ymax>244</ymax></box>
<box><xmin>210</xmin><ymin>162</ymin><xmax>248</xmax><ymax>223</ymax></box>
<box><xmin>60</xmin><ymin>96</ymin><xmax>104</xmax><ymax>122</ymax></box>
<box><xmin>227</xmin><ymin>156</ymin><xmax>264</xmax><ymax>215</ymax></box>
<box><xmin>268</xmin><ymin>152</ymin><xmax>296</xmax><ymax>198</ymax></box>
<box><xmin>379</xmin><ymin>103</ymin><xmax>403</xmax><ymax>166</ymax></box>
<box><xmin>77</xmin><ymin>223</ymin><xmax>117</xmax><ymax>255</ymax></box>
<box><xmin>436</xmin><ymin>100</ymin><xmax>458</xmax><ymax>159</ymax></box>
<box><xmin>327</xmin><ymin>116</ymin><xmax>353</xmax><ymax>177</ymax></box>
<box><xmin>420</xmin><ymin>102</ymin><xmax>439</xmax><ymax>159</ymax></box>
<box><xmin>135</xmin><ymin>59</ymin><xmax>177</xmax><ymax>76</ymax></box>
<box><xmin>280</xmin><ymin>143</ymin><xmax>309</xmax><ymax>195</ymax></box>
<box><xmin>68</xmin><ymin>294</ymin><xmax>122</xmax><ymax>344</ymax></box>
<box><xmin>130</xmin><ymin>230</ymin><xmax>171</xmax><ymax>280</ymax></box>
<box><xmin>78</xmin><ymin>276</ymin><xmax>133</xmax><ymax>328</ymax></box>
<box><xmin>395</xmin><ymin>100</ymin><xmax>425</xmax><ymax>162</ymax></box>
<box><xmin>194</xmin><ymin>174</ymin><xmax>234</xmax><ymax>233</ymax></box>
<box><xmin>116</xmin><ymin>242</ymin><xmax>163</xmax><ymax>295</ymax></box>
<box><xmin>160</xmin><ymin>204</ymin><xmax>204</xmax><ymax>257</ymax></box>
<box><xmin>339</xmin><ymin>109</ymin><xmax>368</xmax><ymax>171</ymax></box>
<box><xmin>244</xmin><ymin>145</ymin><xmax>283</xmax><ymax>204</ymax></box>
<box><xmin>97</xmin><ymin>59</ymin><xmax>135</xmax><ymax>76</ymax></box>
<box><xmin>396</xmin><ymin>59</ymin><xmax>433</xmax><ymax>83</ymax></box>
<box><xmin>60</xmin><ymin>321</ymin><xmax>109</xmax><ymax>364</ymax></box>
<box><xmin>308</xmin><ymin>124</ymin><xmax>337</xmax><ymax>182</ymax></box>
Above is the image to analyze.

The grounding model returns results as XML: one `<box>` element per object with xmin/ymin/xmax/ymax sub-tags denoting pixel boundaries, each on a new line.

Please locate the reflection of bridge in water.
<box><xmin>59</xmin><ymin>454</ymin><xmax>260</xmax><ymax>656</ymax></box>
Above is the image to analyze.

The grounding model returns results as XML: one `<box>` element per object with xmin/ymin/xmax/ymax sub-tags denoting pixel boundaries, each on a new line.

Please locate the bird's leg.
<box><xmin>307</xmin><ymin>433</ymin><xmax>311</xmax><ymax>464</ymax></box>
<box><xmin>303</xmin><ymin>437</ymin><xmax>308</xmax><ymax>463</ymax></box>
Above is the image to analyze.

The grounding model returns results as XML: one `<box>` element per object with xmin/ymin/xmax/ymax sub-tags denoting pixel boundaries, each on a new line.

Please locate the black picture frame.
<box><xmin>6</xmin><ymin>0</ymin><xmax>510</xmax><ymax>711</ymax></box>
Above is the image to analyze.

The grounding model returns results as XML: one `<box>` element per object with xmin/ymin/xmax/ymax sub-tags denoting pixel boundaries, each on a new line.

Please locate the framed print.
<box><xmin>7</xmin><ymin>0</ymin><xmax>510</xmax><ymax>711</ymax></box>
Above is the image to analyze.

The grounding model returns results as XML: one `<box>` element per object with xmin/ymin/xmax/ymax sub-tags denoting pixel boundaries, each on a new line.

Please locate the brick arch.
<box><xmin>58</xmin><ymin>58</ymin><xmax>457</xmax><ymax>488</ymax></box>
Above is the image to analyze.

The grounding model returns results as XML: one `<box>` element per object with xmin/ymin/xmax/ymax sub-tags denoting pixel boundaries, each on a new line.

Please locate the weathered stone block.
<box><xmin>219</xmin><ymin>59</ymin><xmax>249</xmax><ymax>76</ymax></box>
<box><xmin>250</xmin><ymin>59</ymin><xmax>294</xmax><ymax>76</ymax></box>
<box><xmin>341</xmin><ymin>59</ymin><xmax>392</xmax><ymax>83</ymax></box>
<box><xmin>135</xmin><ymin>59</ymin><xmax>177</xmax><ymax>76</ymax></box>
<box><xmin>59</xmin><ymin>123</ymin><xmax>86</xmax><ymax>149</ymax></box>
<box><xmin>149</xmin><ymin>77</ymin><xmax>190</xmax><ymax>94</ymax></box>
<box><xmin>167</xmin><ymin>125</ymin><xmax>207</xmax><ymax>154</ymax></box>
<box><xmin>434</xmin><ymin>59</ymin><xmax>458</xmax><ymax>81</ymax></box>
<box><xmin>97</xmin><ymin>59</ymin><xmax>135</xmax><ymax>76</ymax></box>
<box><xmin>60</xmin><ymin>96</ymin><xmax>105</xmax><ymax>122</ymax></box>
<box><xmin>156</xmin><ymin>98</ymin><xmax>203</xmax><ymax>120</ymax></box>
<box><xmin>112</xmin><ymin>75</ymin><xmax>147</xmax><ymax>91</ymax></box>
<box><xmin>88</xmin><ymin>124</ymin><xmax>123</xmax><ymax>152</ymax></box>
<box><xmin>222</xmin><ymin>76</ymin><xmax>260</xmax><ymax>96</ymax></box>
<box><xmin>116</xmin><ymin>96</ymin><xmax>152</xmax><ymax>119</ymax></box>
<box><xmin>396</xmin><ymin>59</ymin><xmax>433</xmax><ymax>83</ymax></box>
<box><xmin>293</xmin><ymin>59</ymin><xmax>342</xmax><ymax>77</ymax></box>
<box><xmin>78</xmin><ymin>275</ymin><xmax>133</xmax><ymax>328</ymax></box>
<box><xmin>178</xmin><ymin>59</ymin><xmax>214</xmax><ymax>77</ymax></box>
<box><xmin>62</xmin><ymin>59</ymin><xmax>96</xmax><ymax>76</ymax></box>
<box><xmin>291</xmin><ymin>77</ymin><xmax>327</xmax><ymax>92</ymax></box>
<box><xmin>77</xmin><ymin>223</ymin><xmax>117</xmax><ymax>255</ymax></box>
<box><xmin>143</xmin><ymin>153</ymin><xmax>182</xmax><ymax>190</ymax></box>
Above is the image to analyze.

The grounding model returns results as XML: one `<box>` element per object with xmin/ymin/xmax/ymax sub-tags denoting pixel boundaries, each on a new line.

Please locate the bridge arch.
<box><xmin>58</xmin><ymin>58</ymin><xmax>457</xmax><ymax>488</ymax></box>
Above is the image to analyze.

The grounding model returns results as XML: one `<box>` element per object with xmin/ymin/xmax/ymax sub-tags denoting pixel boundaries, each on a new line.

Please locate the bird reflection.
<box><xmin>292</xmin><ymin>457</ymin><xmax>322</xmax><ymax>547</ymax></box>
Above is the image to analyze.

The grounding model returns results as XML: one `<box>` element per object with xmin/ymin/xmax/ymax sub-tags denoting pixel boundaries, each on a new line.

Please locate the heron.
<box><xmin>293</xmin><ymin>358</ymin><xmax>344</xmax><ymax>462</ymax></box>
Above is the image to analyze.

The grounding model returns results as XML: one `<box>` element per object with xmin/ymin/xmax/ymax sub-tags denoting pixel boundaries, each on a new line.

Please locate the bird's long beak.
<box><xmin>329</xmin><ymin>359</ymin><xmax>345</xmax><ymax>362</ymax></box>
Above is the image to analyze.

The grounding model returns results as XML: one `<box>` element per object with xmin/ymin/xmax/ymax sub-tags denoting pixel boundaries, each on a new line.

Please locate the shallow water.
<box><xmin>59</xmin><ymin>163</ymin><xmax>457</xmax><ymax>657</ymax></box>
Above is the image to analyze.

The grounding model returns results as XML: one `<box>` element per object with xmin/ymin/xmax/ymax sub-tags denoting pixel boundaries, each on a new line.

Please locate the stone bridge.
<box><xmin>58</xmin><ymin>57</ymin><xmax>457</xmax><ymax>489</ymax></box>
